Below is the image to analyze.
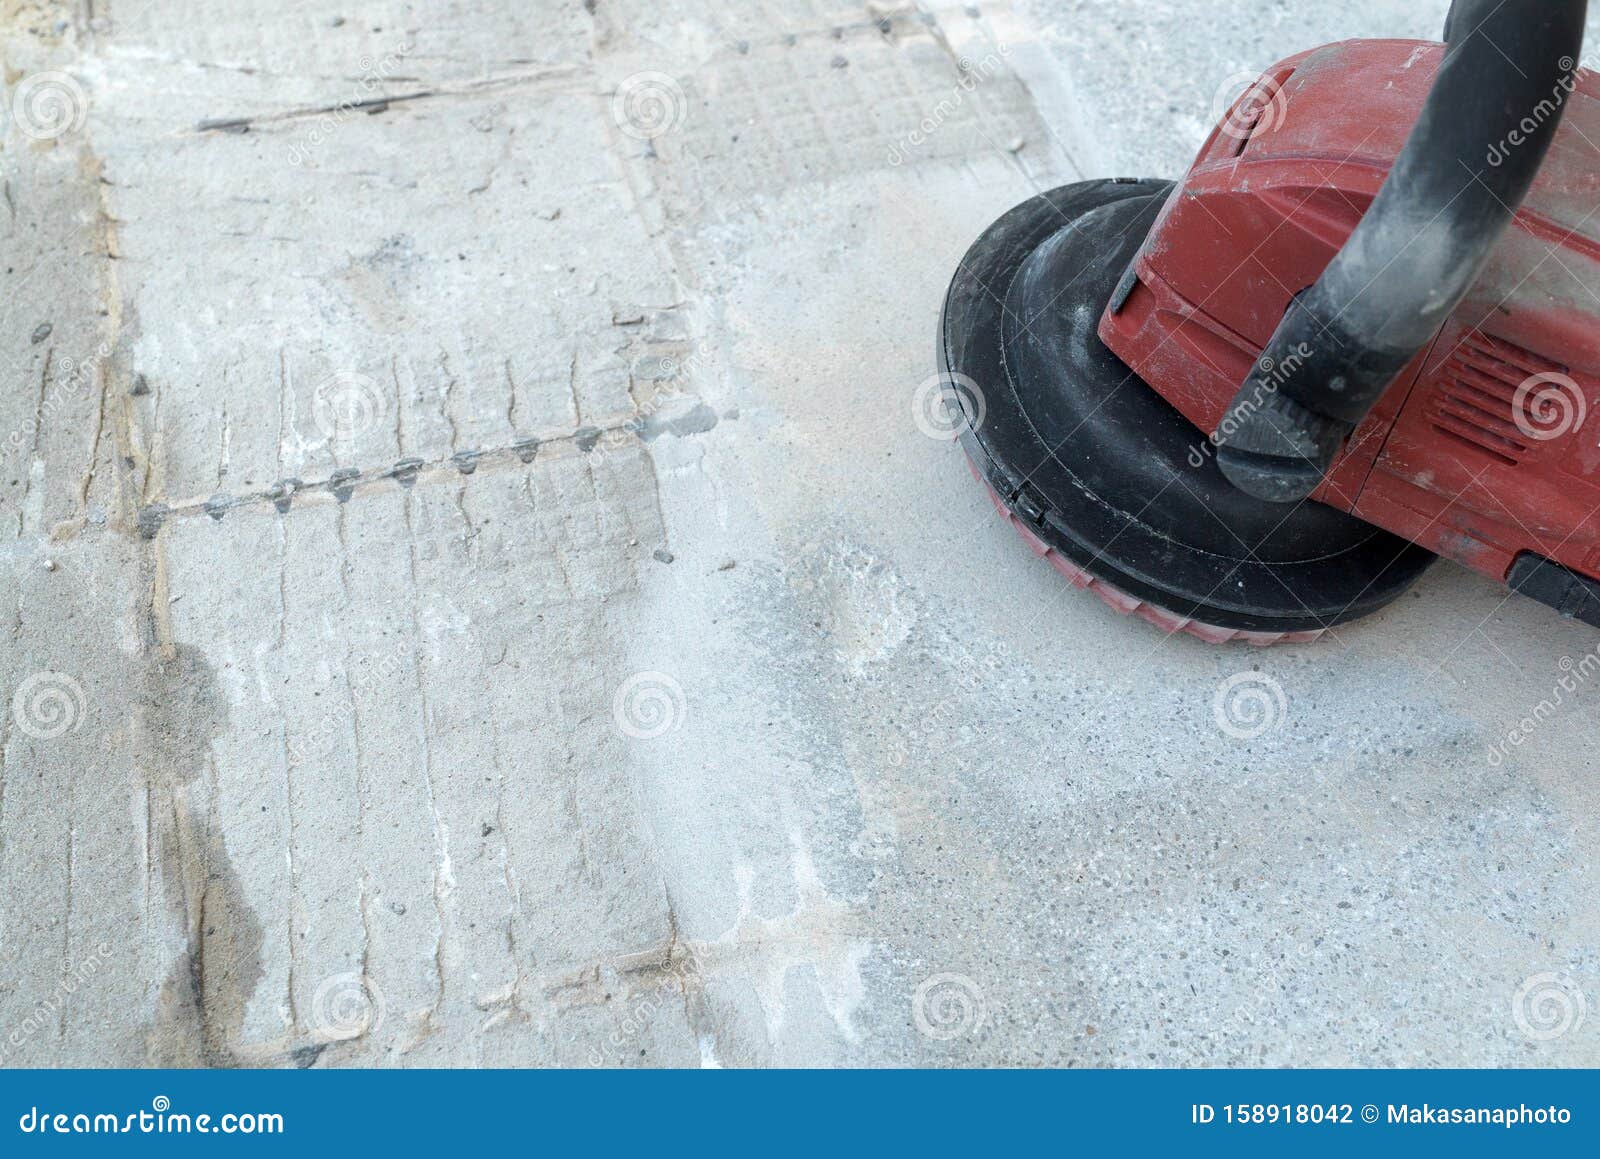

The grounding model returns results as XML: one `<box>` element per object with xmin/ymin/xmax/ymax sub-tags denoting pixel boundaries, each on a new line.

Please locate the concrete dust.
<box><xmin>0</xmin><ymin>0</ymin><xmax>1596</xmax><ymax>1067</ymax></box>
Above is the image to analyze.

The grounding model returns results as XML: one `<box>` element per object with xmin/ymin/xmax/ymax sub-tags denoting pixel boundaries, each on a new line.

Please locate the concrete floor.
<box><xmin>1</xmin><ymin>0</ymin><xmax>1596</xmax><ymax>1067</ymax></box>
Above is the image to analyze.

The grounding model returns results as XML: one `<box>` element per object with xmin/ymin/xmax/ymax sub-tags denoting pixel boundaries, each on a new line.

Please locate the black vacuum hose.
<box><xmin>1213</xmin><ymin>0</ymin><xmax>1589</xmax><ymax>502</ymax></box>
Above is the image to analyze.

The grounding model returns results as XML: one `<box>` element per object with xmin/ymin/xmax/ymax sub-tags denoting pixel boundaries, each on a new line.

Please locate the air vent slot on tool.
<box><xmin>1426</xmin><ymin>332</ymin><xmax>1568</xmax><ymax>466</ymax></box>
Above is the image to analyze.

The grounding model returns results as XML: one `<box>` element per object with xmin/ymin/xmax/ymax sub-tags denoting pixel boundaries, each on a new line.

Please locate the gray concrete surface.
<box><xmin>1</xmin><ymin>0</ymin><xmax>1596</xmax><ymax>1067</ymax></box>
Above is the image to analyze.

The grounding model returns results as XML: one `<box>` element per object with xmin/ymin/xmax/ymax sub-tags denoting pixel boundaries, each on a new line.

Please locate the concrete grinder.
<box><xmin>939</xmin><ymin>0</ymin><xmax>1600</xmax><ymax>643</ymax></box>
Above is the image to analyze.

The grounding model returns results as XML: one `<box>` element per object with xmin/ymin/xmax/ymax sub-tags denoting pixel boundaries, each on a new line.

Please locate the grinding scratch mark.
<box><xmin>142</xmin><ymin>782</ymin><xmax>152</xmax><ymax>1012</ymax></box>
<box><xmin>567</xmin><ymin>714</ymin><xmax>591</xmax><ymax>880</ymax></box>
<box><xmin>150</xmin><ymin>543</ymin><xmax>176</xmax><ymax>660</ymax></box>
<box><xmin>523</xmin><ymin>471</ymin><xmax>572</xmax><ymax>597</ymax></box>
<box><xmin>140</xmin><ymin>361</ymin><xmax>168</xmax><ymax>510</ymax></box>
<box><xmin>663</xmin><ymin>889</ymin><xmax>720</xmax><ymax>1063</ymax></box>
<box><xmin>216</xmin><ymin>401</ymin><xmax>232</xmax><ymax>489</ymax></box>
<box><xmin>22</xmin><ymin>456</ymin><xmax>46</xmax><ymax>538</ymax></box>
<box><xmin>356</xmin><ymin>874</ymin><xmax>375</xmax><ymax>1024</ymax></box>
<box><xmin>478</xmin><ymin>539</ymin><xmax>529</xmax><ymax>1025</ymax></box>
<box><xmin>19</xmin><ymin>350</ymin><xmax>52</xmax><ymax>534</ymax></box>
<box><xmin>567</xmin><ymin>347</ymin><xmax>582</xmax><ymax>427</ymax></box>
<box><xmin>275</xmin><ymin>350</ymin><xmax>298</xmax><ymax>481</ymax></box>
<box><xmin>147</xmin><ymin>404</ymin><xmax>698</xmax><ymax>523</ymax></box>
<box><xmin>390</xmin><ymin>356</ymin><xmax>408</xmax><ymax>458</ymax></box>
<box><xmin>190</xmin><ymin>67</ymin><xmax>587</xmax><ymax>134</ymax></box>
<box><xmin>83</xmin><ymin>133</ymin><xmax>126</xmax><ymax>524</ymax></box>
<box><xmin>504</xmin><ymin>358</ymin><xmax>518</xmax><ymax>436</ymax></box>
<box><xmin>0</xmin><ymin>580</ymin><xmax>18</xmax><ymax>881</ymax></box>
<box><xmin>275</xmin><ymin>516</ymin><xmax>299</xmax><ymax>1032</ymax></box>
<box><xmin>452</xmin><ymin>473</ymin><xmax>478</xmax><ymax>556</ymax></box>
<box><xmin>401</xmin><ymin>490</ymin><xmax>451</xmax><ymax>1040</ymax></box>
<box><xmin>336</xmin><ymin>500</ymin><xmax>373</xmax><ymax>1018</ymax></box>
<box><xmin>78</xmin><ymin>358</ymin><xmax>109</xmax><ymax>515</ymax></box>
<box><xmin>60</xmin><ymin>770</ymin><xmax>76</xmax><ymax>1045</ymax></box>
<box><xmin>498</xmin><ymin>813</ymin><xmax>527</xmax><ymax>1019</ymax></box>
<box><xmin>438</xmin><ymin>349</ymin><xmax>461</xmax><ymax>455</ymax></box>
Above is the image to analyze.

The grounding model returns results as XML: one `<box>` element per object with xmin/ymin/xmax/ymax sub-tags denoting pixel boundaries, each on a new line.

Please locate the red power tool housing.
<box><xmin>1101</xmin><ymin>39</ymin><xmax>1600</xmax><ymax>594</ymax></box>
